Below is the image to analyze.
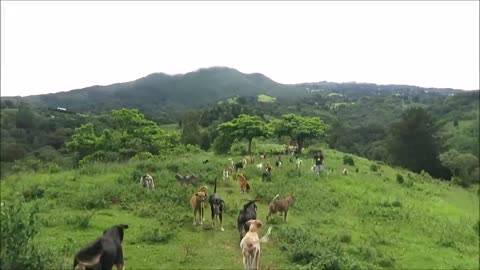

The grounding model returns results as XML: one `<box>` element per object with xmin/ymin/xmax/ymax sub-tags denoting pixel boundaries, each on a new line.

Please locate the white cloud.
<box><xmin>1</xmin><ymin>1</ymin><xmax>479</xmax><ymax>96</ymax></box>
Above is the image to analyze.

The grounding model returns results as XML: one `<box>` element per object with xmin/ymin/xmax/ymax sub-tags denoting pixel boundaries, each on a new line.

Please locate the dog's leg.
<box><xmin>115</xmin><ymin>263</ymin><xmax>124</xmax><ymax>270</ymax></box>
<box><xmin>219</xmin><ymin>212</ymin><xmax>224</xmax><ymax>231</ymax></box>
<box><xmin>284</xmin><ymin>210</ymin><xmax>288</xmax><ymax>221</ymax></box>
<box><xmin>211</xmin><ymin>206</ymin><xmax>215</xmax><ymax>229</ymax></box>
<box><xmin>193</xmin><ymin>209</ymin><xmax>197</xmax><ymax>225</ymax></box>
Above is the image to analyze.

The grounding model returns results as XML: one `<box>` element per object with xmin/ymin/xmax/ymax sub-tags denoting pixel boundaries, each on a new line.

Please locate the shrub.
<box><xmin>370</xmin><ymin>164</ymin><xmax>378</xmax><ymax>172</ymax></box>
<box><xmin>337</xmin><ymin>231</ymin><xmax>352</xmax><ymax>244</ymax></box>
<box><xmin>396</xmin><ymin>174</ymin><xmax>404</xmax><ymax>184</ymax></box>
<box><xmin>66</xmin><ymin>211</ymin><xmax>96</xmax><ymax>229</ymax></box>
<box><xmin>342</xmin><ymin>155</ymin><xmax>355</xmax><ymax>166</ymax></box>
<box><xmin>138</xmin><ymin>225</ymin><xmax>177</xmax><ymax>244</ymax></box>
<box><xmin>0</xmin><ymin>200</ymin><xmax>57</xmax><ymax>269</ymax></box>
<box><xmin>22</xmin><ymin>185</ymin><xmax>45</xmax><ymax>202</ymax></box>
<box><xmin>130</xmin><ymin>151</ymin><xmax>154</xmax><ymax>161</ymax></box>
<box><xmin>166</xmin><ymin>163</ymin><xmax>180</xmax><ymax>173</ymax></box>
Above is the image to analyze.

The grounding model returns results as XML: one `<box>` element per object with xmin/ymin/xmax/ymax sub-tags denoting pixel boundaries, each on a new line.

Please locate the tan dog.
<box><xmin>266</xmin><ymin>193</ymin><xmax>295</xmax><ymax>222</ymax></box>
<box><xmin>190</xmin><ymin>186</ymin><xmax>208</xmax><ymax>225</ymax></box>
<box><xmin>240</xmin><ymin>219</ymin><xmax>272</xmax><ymax>270</ymax></box>
<box><xmin>236</xmin><ymin>173</ymin><xmax>251</xmax><ymax>194</ymax></box>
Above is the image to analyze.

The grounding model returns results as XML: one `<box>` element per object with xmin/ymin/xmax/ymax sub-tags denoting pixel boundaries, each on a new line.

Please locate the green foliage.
<box><xmin>370</xmin><ymin>164</ymin><xmax>378</xmax><ymax>172</ymax></box>
<box><xmin>0</xmin><ymin>200</ymin><xmax>56</xmax><ymax>269</ymax></box>
<box><xmin>218</xmin><ymin>114</ymin><xmax>270</xmax><ymax>154</ymax></box>
<box><xmin>22</xmin><ymin>185</ymin><xmax>45</xmax><ymax>202</ymax></box>
<box><xmin>389</xmin><ymin>107</ymin><xmax>445</xmax><ymax>178</ymax></box>
<box><xmin>212</xmin><ymin>134</ymin><xmax>233</xmax><ymax>154</ymax></box>
<box><xmin>271</xmin><ymin>114</ymin><xmax>329</xmax><ymax>152</ymax></box>
<box><xmin>439</xmin><ymin>149</ymin><xmax>479</xmax><ymax>186</ymax></box>
<box><xmin>342</xmin><ymin>155</ymin><xmax>355</xmax><ymax>166</ymax></box>
<box><xmin>396</xmin><ymin>174</ymin><xmax>404</xmax><ymax>184</ymax></box>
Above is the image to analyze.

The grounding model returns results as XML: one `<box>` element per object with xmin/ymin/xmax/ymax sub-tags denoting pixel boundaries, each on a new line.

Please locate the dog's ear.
<box><xmin>119</xmin><ymin>224</ymin><xmax>129</xmax><ymax>230</ymax></box>
<box><xmin>195</xmin><ymin>193</ymin><xmax>199</xmax><ymax>197</ymax></box>
<box><xmin>256</xmin><ymin>220</ymin><xmax>263</xmax><ymax>228</ymax></box>
<box><xmin>246</xmin><ymin>219</ymin><xmax>255</xmax><ymax>226</ymax></box>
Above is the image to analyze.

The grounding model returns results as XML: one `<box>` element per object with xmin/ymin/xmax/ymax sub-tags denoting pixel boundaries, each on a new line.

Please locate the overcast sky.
<box><xmin>1</xmin><ymin>1</ymin><xmax>479</xmax><ymax>97</ymax></box>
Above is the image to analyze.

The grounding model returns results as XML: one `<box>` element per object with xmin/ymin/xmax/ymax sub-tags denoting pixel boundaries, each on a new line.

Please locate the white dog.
<box><xmin>140</xmin><ymin>174</ymin><xmax>155</xmax><ymax>190</ymax></box>
<box><xmin>240</xmin><ymin>219</ymin><xmax>272</xmax><ymax>270</ymax></box>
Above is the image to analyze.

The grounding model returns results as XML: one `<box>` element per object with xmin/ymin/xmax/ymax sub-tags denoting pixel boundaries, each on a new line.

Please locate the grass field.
<box><xmin>1</xmin><ymin>148</ymin><xmax>479</xmax><ymax>269</ymax></box>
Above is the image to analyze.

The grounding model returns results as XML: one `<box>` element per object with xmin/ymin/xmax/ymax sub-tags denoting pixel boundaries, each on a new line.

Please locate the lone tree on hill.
<box><xmin>270</xmin><ymin>114</ymin><xmax>329</xmax><ymax>154</ymax></box>
<box><xmin>217</xmin><ymin>114</ymin><xmax>270</xmax><ymax>154</ymax></box>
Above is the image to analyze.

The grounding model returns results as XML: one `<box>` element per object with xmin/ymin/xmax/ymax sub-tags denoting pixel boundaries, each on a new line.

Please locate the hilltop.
<box><xmin>2</xmin><ymin>67</ymin><xmax>469</xmax><ymax>115</ymax></box>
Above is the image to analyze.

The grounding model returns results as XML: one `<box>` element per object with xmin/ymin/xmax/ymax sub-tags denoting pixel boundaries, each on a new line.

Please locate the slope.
<box><xmin>1</xmin><ymin>148</ymin><xmax>478</xmax><ymax>269</ymax></box>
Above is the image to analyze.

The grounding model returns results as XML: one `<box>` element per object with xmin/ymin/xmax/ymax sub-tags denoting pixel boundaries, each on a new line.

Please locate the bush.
<box><xmin>370</xmin><ymin>164</ymin><xmax>378</xmax><ymax>172</ymax></box>
<box><xmin>337</xmin><ymin>231</ymin><xmax>352</xmax><ymax>244</ymax></box>
<box><xmin>22</xmin><ymin>185</ymin><xmax>45</xmax><ymax>201</ymax></box>
<box><xmin>342</xmin><ymin>155</ymin><xmax>355</xmax><ymax>166</ymax></box>
<box><xmin>130</xmin><ymin>151</ymin><xmax>154</xmax><ymax>161</ymax></box>
<box><xmin>396</xmin><ymin>174</ymin><xmax>404</xmax><ymax>184</ymax></box>
<box><xmin>138</xmin><ymin>225</ymin><xmax>177</xmax><ymax>244</ymax></box>
<box><xmin>66</xmin><ymin>211</ymin><xmax>96</xmax><ymax>229</ymax></box>
<box><xmin>0</xmin><ymin>200</ymin><xmax>57</xmax><ymax>269</ymax></box>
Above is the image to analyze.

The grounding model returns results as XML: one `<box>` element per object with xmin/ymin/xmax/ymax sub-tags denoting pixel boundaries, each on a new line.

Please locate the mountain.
<box><xmin>3</xmin><ymin>67</ymin><xmax>305</xmax><ymax>114</ymax></box>
<box><xmin>2</xmin><ymin>67</ymin><xmax>469</xmax><ymax>115</ymax></box>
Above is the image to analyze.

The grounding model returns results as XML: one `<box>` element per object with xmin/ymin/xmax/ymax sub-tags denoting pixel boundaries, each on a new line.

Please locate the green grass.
<box><xmin>1</xmin><ymin>148</ymin><xmax>478</xmax><ymax>269</ymax></box>
<box><xmin>257</xmin><ymin>94</ymin><xmax>276</xmax><ymax>103</ymax></box>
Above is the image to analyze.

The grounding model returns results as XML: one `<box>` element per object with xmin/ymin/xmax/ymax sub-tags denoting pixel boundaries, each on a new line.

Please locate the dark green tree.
<box><xmin>388</xmin><ymin>107</ymin><xmax>444</xmax><ymax>177</ymax></box>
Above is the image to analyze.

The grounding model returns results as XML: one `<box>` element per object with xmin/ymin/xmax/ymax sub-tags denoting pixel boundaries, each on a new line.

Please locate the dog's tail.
<box><xmin>214</xmin><ymin>177</ymin><xmax>217</xmax><ymax>194</ymax></box>
<box><xmin>270</xmin><ymin>194</ymin><xmax>280</xmax><ymax>205</ymax></box>
<box><xmin>74</xmin><ymin>238</ymin><xmax>103</xmax><ymax>269</ymax></box>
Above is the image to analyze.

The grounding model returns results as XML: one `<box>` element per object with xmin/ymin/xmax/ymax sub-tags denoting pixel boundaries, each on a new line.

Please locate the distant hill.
<box><xmin>3</xmin><ymin>67</ymin><xmax>305</xmax><ymax>114</ymax></box>
<box><xmin>2</xmin><ymin>67</ymin><xmax>470</xmax><ymax>115</ymax></box>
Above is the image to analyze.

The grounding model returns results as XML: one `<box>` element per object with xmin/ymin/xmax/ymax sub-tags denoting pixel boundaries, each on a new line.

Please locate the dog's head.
<box><xmin>287</xmin><ymin>193</ymin><xmax>296</xmax><ymax>205</ymax></box>
<box><xmin>103</xmin><ymin>224</ymin><xmax>129</xmax><ymax>242</ymax></box>
<box><xmin>246</xmin><ymin>219</ymin><xmax>263</xmax><ymax>231</ymax></box>
<box><xmin>195</xmin><ymin>191</ymin><xmax>207</xmax><ymax>202</ymax></box>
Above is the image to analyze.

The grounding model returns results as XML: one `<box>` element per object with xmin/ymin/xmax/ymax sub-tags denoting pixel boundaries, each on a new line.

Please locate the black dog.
<box><xmin>234</xmin><ymin>161</ymin><xmax>244</xmax><ymax>172</ymax></box>
<box><xmin>73</xmin><ymin>224</ymin><xmax>129</xmax><ymax>270</ymax></box>
<box><xmin>209</xmin><ymin>177</ymin><xmax>225</xmax><ymax>231</ymax></box>
<box><xmin>202</xmin><ymin>159</ymin><xmax>209</xmax><ymax>164</ymax></box>
<box><xmin>237</xmin><ymin>199</ymin><xmax>258</xmax><ymax>241</ymax></box>
<box><xmin>262</xmin><ymin>168</ymin><xmax>272</xmax><ymax>182</ymax></box>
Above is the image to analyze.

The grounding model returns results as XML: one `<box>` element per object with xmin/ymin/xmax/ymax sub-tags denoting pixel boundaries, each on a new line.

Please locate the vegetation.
<box><xmin>0</xmin><ymin>148</ymin><xmax>478</xmax><ymax>269</ymax></box>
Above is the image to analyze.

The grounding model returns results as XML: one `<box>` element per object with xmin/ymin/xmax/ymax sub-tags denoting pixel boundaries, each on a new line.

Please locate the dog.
<box><xmin>342</xmin><ymin>168</ymin><xmax>348</xmax><ymax>175</ymax></box>
<box><xmin>202</xmin><ymin>159</ymin><xmax>209</xmax><ymax>164</ymax></box>
<box><xmin>295</xmin><ymin>159</ymin><xmax>303</xmax><ymax>169</ymax></box>
<box><xmin>267</xmin><ymin>193</ymin><xmax>295</xmax><ymax>222</ymax></box>
<box><xmin>237</xmin><ymin>199</ymin><xmax>258</xmax><ymax>241</ymax></box>
<box><xmin>275</xmin><ymin>160</ymin><xmax>282</xmax><ymax>167</ymax></box>
<box><xmin>235</xmin><ymin>161</ymin><xmax>244</xmax><ymax>172</ymax></box>
<box><xmin>236</xmin><ymin>173</ymin><xmax>251</xmax><ymax>193</ymax></box>
<box><xmin>240</xmin><ymin>219</ymin><xmax>272</xmax><ymax>270</ymax></box>
<box><xmin>261</xmin><ymin>168</ymin><xmax>272</xmax><ymax>182</ymax></box>
<box><xmin>223</xmin><ymin>165</ymin><xmax>234</xmax><ymax>180</ymax></box>
<box><xmin>176</xmin><ymin>173</ymin><xmax>200</xmax><ymax>185</ymax></box>
<box><xmin>190</xmin><ymin>186</ymin><xmax>208</xmax><ymax>225</ymax></box>
<box><xmin>140</xmin><ymin>174</ymin><xmax>154</xmax><ymax>190</ymax></box>
<box><xmin>73</xmin><ymin>224</ymin><xmax>129</xmax><ymax>270</ymax></box>
<box><xmin>209</xmin><ymin>177</ymin><xmax>225</xmax><ymax>231</ymax></box>
<box><xmin>256</xmin><ymin>163</ymin><xmax>264</xmax><ymax>169</ymax></box>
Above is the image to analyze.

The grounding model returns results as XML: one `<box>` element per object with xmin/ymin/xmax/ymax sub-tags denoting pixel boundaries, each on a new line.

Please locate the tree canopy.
<box><xmin>217</xmin><ymin>114</ymin><xmax>270</xmax><ymax>154</ymax></box>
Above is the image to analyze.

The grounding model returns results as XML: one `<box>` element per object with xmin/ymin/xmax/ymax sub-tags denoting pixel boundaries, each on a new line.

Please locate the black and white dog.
<box><xmin>140</xmin><ymin>174</ymin><xmax>154</xmax><ymax>190</ymax></box>
<box><xmin>73</xmin><ymin>224</ymin><xmax>129</xmax><ymax>270</ymax></box>
<box><xmin>208</xmin><ymin>177</ymin><xmax>225</xmax><ymax>231</ymax></box>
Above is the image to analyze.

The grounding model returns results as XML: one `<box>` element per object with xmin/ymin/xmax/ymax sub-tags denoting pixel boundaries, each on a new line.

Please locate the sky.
<box><xmin>1</xmin><ymin>1</ymin><xmax>479</xmax><ymax>97</ymax></box>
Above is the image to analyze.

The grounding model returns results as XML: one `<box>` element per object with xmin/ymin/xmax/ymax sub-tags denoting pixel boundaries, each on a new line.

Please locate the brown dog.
<box><xmin>236</xmin><ymin>173</ymin><xmax>250</xmax><ymax>194</ymax></box>
<box><xmin>266</xmin><ymin>193</ymin><xmax>295</xmax><ymax>222</ymax></box>
<box><xmin>190</xmin><ymin>186</ymin><xmax>208</xmax><ymax>225</ymax></box>
<box><xmin>239</xmin><ymin>219</ymin><xmax>272</xmax><ymax>270</ymax></box>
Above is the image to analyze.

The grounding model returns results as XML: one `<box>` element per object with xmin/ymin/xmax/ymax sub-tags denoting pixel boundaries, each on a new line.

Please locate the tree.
<box><xmin>217</xmin><ymin>114</ymin><xmax>270</xmax><ymax>154</ymax></box>
<box><xmin>180</xmin><ymin>112</ymin><xmax>202</xmax><ymax>146</ymax></box>
<box><xmin>388</xmin><ymin>107</ymin><xmax>444</xmax><ymax>177</ymax></box>
<box><xmin>15</xmin><ymin>104</ymin><xmax>35</xmax><ymax>130</ymax></box>
<box><xmin>439</xmin><ymin>149</ymin><xmax>479</xmax><ymax>185</ymax></box>
<box><xmin>271</xmin><ymin>114</ymin><xmax>329</xmax><ymax>154</ymax></box>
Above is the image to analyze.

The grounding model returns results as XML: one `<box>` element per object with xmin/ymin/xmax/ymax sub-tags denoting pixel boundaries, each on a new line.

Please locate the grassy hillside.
<box><xmin>1</xmin><ymin>148</ymin><xmax>478</xmax><ymax>269</ymax></box>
